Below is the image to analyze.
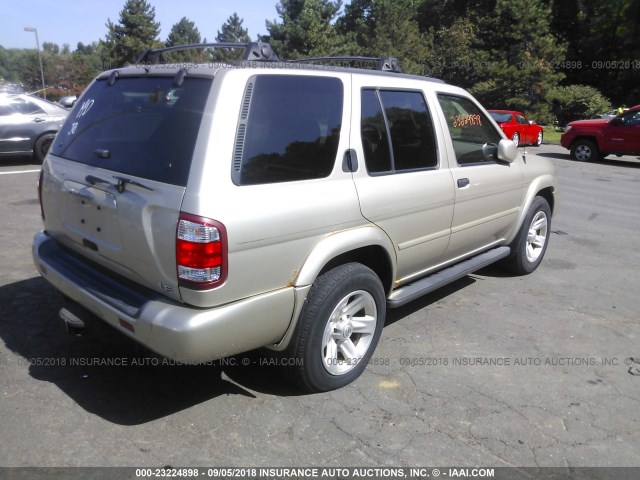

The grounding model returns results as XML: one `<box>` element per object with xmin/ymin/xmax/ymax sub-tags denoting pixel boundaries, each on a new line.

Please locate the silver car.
<box><xmin>32</xmin><ymin>42</ymin><xmax>557</xmax><ymax>392</ymax></box>
<box><xmin>58</xmin><ymin>95</ymin><xmax>77</xmax><ymax>108</ymax></box>
<box><xmin>0</xmin><ymin>93</ymin><xmax>68</xmax><ymax>162</ymax></box>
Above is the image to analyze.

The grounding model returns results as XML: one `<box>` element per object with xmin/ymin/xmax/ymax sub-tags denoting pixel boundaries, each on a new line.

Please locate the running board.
<box><xmin>387</xmin><ymin>246</ymin><xmax>511</xmax><ymax>308</ymax></box>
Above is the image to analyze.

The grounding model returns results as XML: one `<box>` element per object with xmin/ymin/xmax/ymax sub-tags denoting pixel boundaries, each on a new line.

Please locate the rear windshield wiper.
<box><xmin>112</xmin><ymin>175</ymin><xmax>154</xmax><ymax>193</ymax></box>
<box><xmin>85</xmin><ymin>174</ymin><xmax>112</xmax><ymax>187</ymax></box>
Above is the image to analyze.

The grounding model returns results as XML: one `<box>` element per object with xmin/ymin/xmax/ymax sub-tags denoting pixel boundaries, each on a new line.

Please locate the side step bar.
<box><xmin>387</xmin><ymin>246</ymin><xmax>511</xmax><ymax>308</ymax></box>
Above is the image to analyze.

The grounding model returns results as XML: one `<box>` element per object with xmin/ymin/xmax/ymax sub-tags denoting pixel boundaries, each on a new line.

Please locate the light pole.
<box><xmin>24</xmin><ymin>27</ymin><xmax>46</xmax><ymax>100</ymax></box>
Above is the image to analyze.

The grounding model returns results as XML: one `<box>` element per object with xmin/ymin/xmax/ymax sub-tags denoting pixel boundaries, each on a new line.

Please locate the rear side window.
<box><xmin>51</xmin><ymin>76</ymin><xmax>212</xmax><ymax>186</ymax></box>
<box><xmin>234</xmin><ymin>75</ymin><xmax>343</xmax><ymax>185</ymax></box>
<box><xmin>361</xmin><ymin>89</ymin><xmax>437</xmax><ymax>174</ymax></box>
<box><xmin>437</xmin><ymin>94</ymin><xmax>502</xmax><ymax>166</ymax></box>
<box><xmin>11</xmin><ymin>99</ymin><xmax>45</xmax><ymax>115</ymax></box>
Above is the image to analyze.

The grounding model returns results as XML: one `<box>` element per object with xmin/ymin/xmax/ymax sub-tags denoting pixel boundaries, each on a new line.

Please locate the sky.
<box><xmin>0</xmin><ymin>0</ymin><xmax>280</xmax><ymax>50</ymax></box>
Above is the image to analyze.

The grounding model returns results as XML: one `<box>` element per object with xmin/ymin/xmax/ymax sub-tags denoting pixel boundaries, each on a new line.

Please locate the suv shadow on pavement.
<box><xmin>1</xmin><ymin>276</ymin><xmax>484</xmax><ymax>422</ymax></box>
<box><xmin>0</xmin><ymin>277</ymin><xmax>303</xmax><ymax>425</ymax></box>
<box><xmin>536</xmin><ymin>152</ymin><xmax>640</xmax><ymax>169</ymax></box>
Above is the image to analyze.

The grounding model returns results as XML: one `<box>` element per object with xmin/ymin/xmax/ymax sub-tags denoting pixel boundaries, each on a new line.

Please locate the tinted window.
<box><xmin>51</xmin><ymin>76</ymin><xmax>212</xmax><ymax>186</ymax></box>
<box><xmin>235</xmin><ymin>75</ymin><xmax>343</xmax><ymax>185</ymax></box>
<box><xmin>621</xmin><ymin>111</ymin><xmax>640</xmax><ymax>126</ymax></box>
<box><xmin>361</xmin><ymin>89</ymin><xmax>437</xmax><ymax>174</ymax></box>
<box><xmin>437</xmin><ymin>94</ymin><xmax>502</xmax><ymax>165</ymax></box>
<box><xmin>489</xmin><ymin>112</ymin><xmax>512</xmax><ymax>123</ymax></box>
<box><xmin>361</xmin><ymin>90</ymin><xmax>392</xmax><ymax>173</ymax></box>
<box><xmin>11</xmin><ymin>99</ymin><xmax>45</xmax><ymax>115</ymax></box>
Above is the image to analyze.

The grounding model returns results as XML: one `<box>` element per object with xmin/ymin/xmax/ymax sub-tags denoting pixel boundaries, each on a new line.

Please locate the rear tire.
<box><xmin>571</xmin><ymin>139</ymin><xmax>599</xmax><ymax>162</ymax></box>
<box><xmin>33</xmin><ymin>133</ymin><xmax>55</xmax><ymax>163</ymax></box>
<box><xmin>503</xmin><ymin>197</ymin><xmax>551</xmax><ymax>275</ymax></box>
<box><xmin>287</xmin><ymin>263</ymin><xmax>386</xmax><ymax>393</ymax></box>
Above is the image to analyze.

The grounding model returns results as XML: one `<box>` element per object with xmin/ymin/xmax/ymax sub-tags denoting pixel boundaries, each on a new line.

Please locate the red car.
<box><xmin>488</xmin><ymin>110</ymin><xmax>544</xmax><ymax>147</ymax></box>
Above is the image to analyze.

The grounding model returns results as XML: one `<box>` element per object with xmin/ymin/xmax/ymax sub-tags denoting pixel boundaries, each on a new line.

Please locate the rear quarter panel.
<box><xmin>180</xmin><ymin>68</ymin><xmax>368</xmax><ymax>308</ymax></box>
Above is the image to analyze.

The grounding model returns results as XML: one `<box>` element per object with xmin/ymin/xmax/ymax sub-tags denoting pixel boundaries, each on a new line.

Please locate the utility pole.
<box><xmin>24</xmin><ymin>27</ymin><xmax>46</xmax><ymax>100</ymax></box>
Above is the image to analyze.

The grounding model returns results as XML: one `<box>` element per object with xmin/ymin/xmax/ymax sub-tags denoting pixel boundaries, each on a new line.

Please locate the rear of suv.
<box><xmin>33</xmin><ymin>43</ymin><xmax>557</xmax><ymax>392</ymax></box>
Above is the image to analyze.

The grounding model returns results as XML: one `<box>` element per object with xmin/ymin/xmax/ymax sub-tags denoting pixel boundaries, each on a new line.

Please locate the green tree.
<box><xmin>266</xmin><ymin>0</ymin><xmax>352</xmax><ymax>58</ymax></box>
<box><xmin>165</xmin><ymin>17</ymin><xmax>204</xmax><ymax>62</ymax></box>
<box><xmin>42</xmin><ymin>42</ymin><xmax>60</xmax><ymax>55</ymax></box>
<box><xmin>549</xmin><ymin>84</ymin><xmax>611</xmax><ymax>126</ymax></box>
<box><xmin>466</xmin><ymin>0</ymin><xmax>566</xmax><ymax>123</ymax></box>
<box><xmin>549</xmin><ymin>0</ymin><xmax>640</xmax><ymax>106</ymax></box>
<box><xmin>102</xmin><ymin>0</ymin><xmax>162</xmax><ymax>67</ymax></box>
<box><xmin>338</xmin><ymin>0</ymin><xmax>429</xmax><ymax>74</ymax></box>
<box><xmin>217</xmin><ymin>13</ymin><xmax>251</xmax><ymax>43</ymax></box>
<box><xmin>214</xmin><ymin>13</ymin><xmax>251</xmax><ymax>61</ymax></box>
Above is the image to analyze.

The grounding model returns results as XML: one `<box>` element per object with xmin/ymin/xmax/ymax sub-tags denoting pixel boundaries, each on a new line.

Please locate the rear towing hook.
<box><xmin>58</xmin><ymin>306</ymin><xmax>86</xmax><ymax>334</ymax></box>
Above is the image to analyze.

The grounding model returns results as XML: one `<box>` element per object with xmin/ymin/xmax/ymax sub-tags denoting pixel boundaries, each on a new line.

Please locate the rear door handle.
<box><xmin>457</xmin><ymin>178</ymin><xmax>470</xmax><ymax>188</ymax></box>
<box><xmin>34</xmin><ymin>118</ymin><xmax>46</xmax><ymax>123</ymax></box>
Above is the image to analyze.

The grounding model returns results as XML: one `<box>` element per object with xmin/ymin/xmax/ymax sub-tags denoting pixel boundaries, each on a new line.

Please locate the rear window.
<box><xmin>233</xmin><ymin>75</ymin><xmax>343</xmax><ymax>185</ymax></box>
<box><xmin>489</xmin><ymin>112</ymin><xmax>512</xmax><ymax>123</ymax></box>
<box><xmin>50</xmin><ymin>76</ymin><xmax>212</xmax><ymax>186</ymax></box>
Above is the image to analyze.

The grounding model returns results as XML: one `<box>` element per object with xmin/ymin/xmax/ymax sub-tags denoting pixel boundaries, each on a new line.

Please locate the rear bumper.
<box><xmin>32</xmin><ymin>231</ymin><xmax>295</xmax><ymax>363</ymax></box>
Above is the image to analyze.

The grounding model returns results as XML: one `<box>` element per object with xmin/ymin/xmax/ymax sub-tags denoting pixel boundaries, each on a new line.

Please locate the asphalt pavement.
<box><xmin>0</xmin><ymin>145</ymin><xmax>639</xmax><ymax>469</ymax></box>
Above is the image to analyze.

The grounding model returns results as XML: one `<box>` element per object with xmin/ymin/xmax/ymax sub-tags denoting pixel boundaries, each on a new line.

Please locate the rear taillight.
<box><xmin>176</xmin><ymin>213</ymin><xmax>227</xmax><ymax>289</ymax></box>
<box><xmin>37</xmin><ymin>169</ymin><xmax>45</xmax><ymax>221</ymax></box>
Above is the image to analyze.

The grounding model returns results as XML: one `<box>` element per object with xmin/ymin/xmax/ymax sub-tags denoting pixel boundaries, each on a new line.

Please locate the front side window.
<box><xmin>621</xmin><ymin>111</ymin><xmax>640</xmax><ymax>127</ymax></box>
<box><xmin>234</xmin><ymin>75</ymin><xmax>343</xmax><ymax>185</ymax></box>
<box><xmin>437</xmin><ymin>94</ymin><xmax>502</xmax><ymax>166</ymax></box>
<box><xmin>360</xmin><ymin>89</ymin><xmax>437</xmax><ymax>174</ymax></box>
<box><xmin>516</xmin><ymin>114</ymin><xmax>528</xmax><ymax>125</ymax></box>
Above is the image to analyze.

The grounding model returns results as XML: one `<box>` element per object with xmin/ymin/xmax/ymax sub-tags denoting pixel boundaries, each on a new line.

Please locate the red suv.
<box><xmin>561</xmin><ymin>104</ymin><xmax>640</xmax><ymax>161</ymax></box>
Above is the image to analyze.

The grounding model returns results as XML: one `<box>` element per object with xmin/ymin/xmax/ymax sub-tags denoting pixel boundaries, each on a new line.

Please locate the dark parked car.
<box><xmin>488</xmin><ymin>110</ymin><xmax>544</xmax><ymax>147</ymax></box>
<box><xmin>0</xmin><ymin>93</ymin><xmax>68</xmax><ymax>162</ymax></box>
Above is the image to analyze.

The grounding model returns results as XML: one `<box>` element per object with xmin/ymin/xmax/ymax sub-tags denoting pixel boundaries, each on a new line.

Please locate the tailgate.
<box><xmin>42</xmin><ymin>159</ymin><xmax>186</xmax><ymax>302</ymax></box>
<box><xmin>42</xmin><ymin>72</ymin><xmax>213</xmax><ymax>301</ymax></box>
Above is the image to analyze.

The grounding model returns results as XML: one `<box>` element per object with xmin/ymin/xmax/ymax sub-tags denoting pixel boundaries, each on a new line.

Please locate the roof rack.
<box><xmin>287</xmin><ymin>56</ymin><xmax>402</xmax><ymax>73</ymax></box>
<box><xmin>135</xmin><ymin>42</ymin><xmax>279</xmax><ymax>64</ymax></box>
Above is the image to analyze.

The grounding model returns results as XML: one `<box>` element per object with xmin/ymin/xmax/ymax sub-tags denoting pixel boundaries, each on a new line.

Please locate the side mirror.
<box><xmin>529</xmin><ymin>120</ymin><xmax>535</xmax><ymax>125</ymax></box>
<box><xmin>497</xmin><ymin>138</ymin><xmax>517</xmax><ymax>163</ymax></box>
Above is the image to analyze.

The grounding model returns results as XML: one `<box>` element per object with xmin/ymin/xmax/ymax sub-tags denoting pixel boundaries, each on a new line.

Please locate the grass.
<box><xmin>542</xmin><ymin>126</ymin><xmax>563</xmax><ymax>144</ymax></box>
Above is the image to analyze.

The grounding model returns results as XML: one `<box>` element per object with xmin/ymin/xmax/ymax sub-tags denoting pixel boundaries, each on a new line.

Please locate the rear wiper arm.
<box><xmin>112</xmin><ymin>175</ymin><xmax>154</xmax><ymax>193</ymax></box>
<box><xmin>85</xmin><ymin>174</ymin><xmax>113</xmax><ymax>187</ymax></box>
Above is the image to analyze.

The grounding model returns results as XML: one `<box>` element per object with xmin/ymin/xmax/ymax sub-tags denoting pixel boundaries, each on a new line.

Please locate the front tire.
<box><xmin>534</xmin><ymin>131</ymin><xmax>543</xmax><ymax>146</ymax></box>
<box><xmin>504</xmin><ymin>197</ymin><xmax>551</xmax><ymax>275</ymax></box>
<box><xmin>571</xmin><ymin>139</ymin><xmax>599</xmax><ymax>162</ymax></box>
<box><xmin>512</xmin><ymin>132</ymin><xmax>520</xmax><ymax>148</ymax></box>
<box><xmin>287</xmin><ymin>263</ymin><xmax>386</xmax><ymax>393</ymax></box>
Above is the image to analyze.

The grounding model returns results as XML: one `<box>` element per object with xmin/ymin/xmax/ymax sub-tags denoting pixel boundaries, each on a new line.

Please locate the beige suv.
<box><xmin>32</xmin><ymin>43</ymin><xmax>556</xmax><ymax>392</ymax></box>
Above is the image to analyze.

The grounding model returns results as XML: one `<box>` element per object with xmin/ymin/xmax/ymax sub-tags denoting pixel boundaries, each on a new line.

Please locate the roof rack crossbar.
<box><xmin>287</xmin><ymin>56</ymin><xmax>402</xmax><ymax>72</ymax></box>
<box><xmin>135</xmin><ymin>42</ymin><xmax>279</xmax><ymax>64</ymax></box>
